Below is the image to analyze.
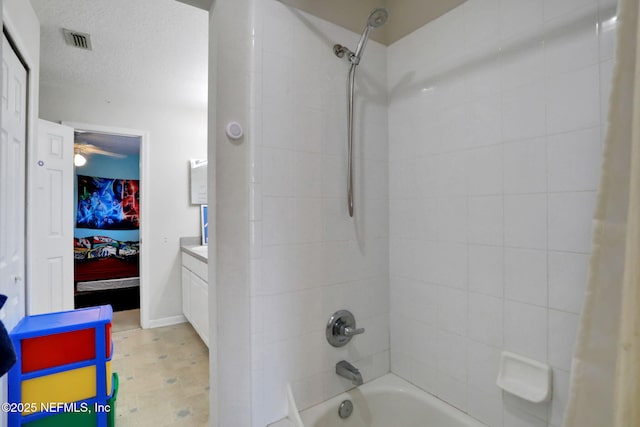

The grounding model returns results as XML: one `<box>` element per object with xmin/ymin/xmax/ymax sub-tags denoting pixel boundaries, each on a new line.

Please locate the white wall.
<box><xmin>39</xmin><ymin>84</ymin><xmax>207</xmax><ymax>325</ymax></box>
<box><xmin>206</xmin><ymin>5</ymin><xmax>218</xmax><ymax>427</ymax></box>
<box><xmin>388</xmin><ymin>0</ymin><xmax>617</xmax><ymax>426</ymax></box>
<box><xmin>211</xmin><ymin>0</ymin><xmax>390</xmax><ymax>425</ymax></box>
<box><xmin>210</xmin><ymin>0</ymin><xmax>253</xmax><ymax>425</ymax></box>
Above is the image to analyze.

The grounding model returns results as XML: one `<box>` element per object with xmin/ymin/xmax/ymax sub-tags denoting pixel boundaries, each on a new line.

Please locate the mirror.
<box><xmin>190</xmin><ymin>159</ymin><xmax>207</xmax><ymax>205</ymax></box>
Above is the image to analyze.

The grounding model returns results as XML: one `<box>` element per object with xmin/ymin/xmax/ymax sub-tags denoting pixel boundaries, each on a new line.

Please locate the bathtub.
<box><xmin>269</xmin><ymin>373</ymin><xmax>486</xmax><ymax>427</ymax></box>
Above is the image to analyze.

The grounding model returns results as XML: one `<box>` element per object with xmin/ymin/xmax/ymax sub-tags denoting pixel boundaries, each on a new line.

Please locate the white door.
<box><xmin>28</xmin><ymin>120</ymin><xmax>74</xmax><ymax>314</ymax></box>
<box><xmin>0</xmin><ymin>34</ymin><xmax>27</xmax><ymax>331</ymax></box>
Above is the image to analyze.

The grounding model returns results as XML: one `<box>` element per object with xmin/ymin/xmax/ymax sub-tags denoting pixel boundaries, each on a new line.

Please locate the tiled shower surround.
<box><xmin>250</xmin><ymin>1</ymin><xmax>390</xmax><ymax>426</ymax></box>
<box><xmin>212</xmin><ymin>0</ymin><xmax>619</xmax><ymax>426</ymax></box>
<box><xmin>388</xmin><ymin>0</ymin><xmax>616</xmax><ymax>426</ymax></box>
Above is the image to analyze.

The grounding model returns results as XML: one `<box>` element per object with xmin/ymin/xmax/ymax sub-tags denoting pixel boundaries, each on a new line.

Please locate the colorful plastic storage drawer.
<box><xmin>21</xmin><ymin>361</ymin><xmax>112</xmax><ymax>414</ymax></box>
<box><xmin>22</xmin><ymin>366</ymin><xmax>95</xmax><ymax>412</ymax></box>
<box><xmin>106</xmin><ymin>322</ymin><xmax>112</xmax><ymax>359</ymax></box>
<box><xmin>21</xmin><ymin>328</ymin><xmax>96</xmax><ymax>373</ymax></box>
<box><xmin>8</xmin><ymin>305</ymin><xmax>114</xmax><ymax>427</ymax></box>
<box><xmin>20</xmin><ymin>318</ymin><xmax>111</xmax><ymax>371</ymax></box>
<box><xmin>23</xmin><ymin>410</ymin><xmax>97</xmax><ymax>427</ymax></box>
<box><xmin>23</xmin><ymin>373</ymin><xmax>118</xmax><ymax>427</ymax></box>
<box><xmin>107</xmin><ymin>372</ymin><xmax>118</xmax><ymax>427</ymax></box>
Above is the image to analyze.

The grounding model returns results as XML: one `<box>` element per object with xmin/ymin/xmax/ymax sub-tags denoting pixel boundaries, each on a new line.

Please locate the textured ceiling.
<box><xmin>30</xmin><ymin>0</ymin><xmax>209</xmax><ymax>110</ymax></box>
<box><xmin>277</xmin><ymin>0</ymin><xmax>467</xmax><ymax>45</ymax></box>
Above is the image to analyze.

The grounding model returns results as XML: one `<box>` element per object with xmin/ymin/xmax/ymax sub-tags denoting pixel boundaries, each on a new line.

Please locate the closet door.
<box><xmin>0</xmin><ymin>33</ymin><xmax>27</xmax><ymax>330</ymax></box>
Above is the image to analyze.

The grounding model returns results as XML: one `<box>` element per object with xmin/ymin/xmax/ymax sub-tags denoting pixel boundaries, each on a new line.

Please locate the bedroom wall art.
<box><xmin>76</xmin><ymin>175</ymin><xmax>139</xmax><ymax>230</ymax></box>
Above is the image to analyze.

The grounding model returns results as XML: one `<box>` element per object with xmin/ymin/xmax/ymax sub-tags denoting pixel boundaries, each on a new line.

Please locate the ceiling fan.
<box><xmin>74</xmin><ymin>142</ymin><xmax>126</xmax><ymax>159</ymax></box>
<box><xmin>73</xmin><ymin>141</ymin><xmax>126</xmax><ymax>167</ymax></box>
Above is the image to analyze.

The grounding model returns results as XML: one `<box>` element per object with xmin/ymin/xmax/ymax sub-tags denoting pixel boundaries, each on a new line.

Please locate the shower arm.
<box><xmin>333</xmin><ymin>45</ymin><xmax>363</xmax><ymax>66</ymax></box>
<box><xmin>334</xmin><ymin>45</ymin><xmax>355</xmax><ymax>61</ymax></box>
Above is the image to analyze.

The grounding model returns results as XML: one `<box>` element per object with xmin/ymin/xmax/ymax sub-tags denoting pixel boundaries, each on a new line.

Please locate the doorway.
<box><xmin>65</xmin><ymin>122</ymin><xmax>149</xmax><ymax>329</ymax></box>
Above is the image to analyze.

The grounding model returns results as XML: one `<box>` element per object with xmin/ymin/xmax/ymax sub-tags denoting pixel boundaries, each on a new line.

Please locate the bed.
<box><xmin>74</xmin><ymin>236</ymin><xmax>139</xmax><ymax>289</ymax></box>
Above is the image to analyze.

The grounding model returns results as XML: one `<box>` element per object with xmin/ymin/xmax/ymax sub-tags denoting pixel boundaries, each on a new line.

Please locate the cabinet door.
<box><xmin>181</xmin><ymin>267</ymin><xmax>190</xmax><ymax>321</ymax></box>
<box><xmin>190</xmin><ymin>272</ymin><xmax>208</xmax><ymax>347</ymax></box>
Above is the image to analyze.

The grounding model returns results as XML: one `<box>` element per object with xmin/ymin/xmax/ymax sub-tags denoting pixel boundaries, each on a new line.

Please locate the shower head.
<box><xmin>351</xmin><ymin>8</ymin><xmax>389</xmax><ymax>65</ymax></box>
<box><xmin>367</xmin><ymin>8</ymin><xmax>389</xmax><ymax>28</ymax></box>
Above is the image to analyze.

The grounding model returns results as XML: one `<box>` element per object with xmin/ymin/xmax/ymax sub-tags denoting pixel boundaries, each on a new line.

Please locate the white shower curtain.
<box><xmin>563</xmin><ymin>0</ymin><xmax>640</xmax><ymax>425</ymax></box>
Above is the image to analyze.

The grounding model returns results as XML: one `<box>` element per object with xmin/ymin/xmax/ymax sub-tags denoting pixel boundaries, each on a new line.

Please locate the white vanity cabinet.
<box><xmin>181</xmin><ymin>249</ymin><xmax>209</xmax><ymax>347</ymax></box>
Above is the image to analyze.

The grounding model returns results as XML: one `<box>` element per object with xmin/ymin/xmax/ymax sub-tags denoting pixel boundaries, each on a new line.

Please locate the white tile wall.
<box><xmin>546</xmin><ymin>65</ymin><xmax>601</xmax><ymax>134</ymax></box>
<box><xmin>504</xmin><ymin>301</ymin><xmax>548</xmax><ymax>362</ymax></box>
<box><xmin>469</xmin><ymin>196</ymin><xmax>504</xmax><ymax>245</ymax></box>
<box><xmin>468</xmin><ymin>293</ymin><xmax>503</xmax><ymax>347</ymax></box>
<box><xmin>467</xmin><ymin>146</ymin><xmax>503</xmax><ymax>196</ymax></box>
<box><xmin>548</xmin><ymin>191</ymin><xmax>597</xmax><ymax>253</ymax></box>
<box><xmin>547</xmin><ymin>127</ymin><xmax>603</xmax><ymax>192</ymax></box>
<box><xmin>548</xmin><ymin>251</ymin><xmax>590</xmax><ymax>314</ymax></box>
<box><xmin>503</xmin><ymin>138</ymin><xmax>547</xmax><ymax>194</ymax></box>
<box><xmin>504</xmin><ymin>194</ymin><xmax>547</xmax><ymax>249</ymax></box>
<box><xmin>249</xmin><ymin>2</ymin><xmax>389</xmax><ymax>426</ymax></box>
<box><xmin>502</xmin><ymin>82</ymin><xmax>546</xmax><ymax>141</ymax></box>
<box><xmin>388</xmin><ymin>1</ymin><xmax>616</xmax><ymax>426</ymax></box>
<box><xmin>504</xmin><ymin>248</ymin><xmax>548</xmax><ymax>307</ymax></box>
<box><xmin>468</xmin><ymin>245</ymin><xmax>504</xmax><ymax>298</ymax></box>
<box><xmin>215</xmin><ymin>0</ymin><xmax>618</xmax><ymax>426</ymax></box>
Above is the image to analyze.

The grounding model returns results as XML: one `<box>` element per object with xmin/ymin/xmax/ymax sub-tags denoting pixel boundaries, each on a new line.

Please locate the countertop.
<box><xmin>180</xmin><ymin>236</ymin><xmax>208</xmax><ymax>263</ymax></box>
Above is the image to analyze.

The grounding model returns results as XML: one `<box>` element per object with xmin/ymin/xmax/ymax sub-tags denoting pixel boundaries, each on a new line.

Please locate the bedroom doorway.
<box><xmin>66</xmin><ymin>122</ymin><xmax>149</xmax><ymax>329</ymax></box>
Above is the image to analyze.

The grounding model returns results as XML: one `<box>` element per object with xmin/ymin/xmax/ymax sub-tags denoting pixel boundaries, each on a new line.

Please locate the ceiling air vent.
<box><xmin>63</xmin><ymin>29</ymin><xmax>92</xmax><ymax>51</ymax></box>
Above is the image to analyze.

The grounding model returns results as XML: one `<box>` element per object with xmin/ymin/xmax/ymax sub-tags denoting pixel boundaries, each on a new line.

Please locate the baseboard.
<box><xmin>146</xmin><ymin>314</ymin><xmax>187</xmax><ymax>329</ymax></box>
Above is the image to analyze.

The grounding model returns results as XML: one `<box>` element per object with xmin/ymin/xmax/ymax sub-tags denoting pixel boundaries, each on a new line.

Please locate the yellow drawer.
<box><xmin>22</xmin><ymin>366</ymin><xmax>95</xmax><ymax>412</ymax></box>
<box><xmin>106</xmin><ymin>361</ymin><xmax>112</xmax><ymax>394</ymax></box>
<box><xmin>22</xmin><ymin>362</ymin><xmax>113</xmax><ymax>414</ymax></box>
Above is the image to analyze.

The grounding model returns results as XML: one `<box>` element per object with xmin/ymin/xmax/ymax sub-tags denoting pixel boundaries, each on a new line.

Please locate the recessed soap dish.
<box><xmin>496</xmin><ymin>351</ymin><xmax>552</xmax><ymax>403</ymax></box>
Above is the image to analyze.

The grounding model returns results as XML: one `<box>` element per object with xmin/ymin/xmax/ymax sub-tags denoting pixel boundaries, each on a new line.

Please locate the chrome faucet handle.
<box><xmin>327</xmin><ymin>310</ymin><xmax>365</xmax><ymax>347</ymax></box>
<box><xmin>340</xmin><ymin>325</ymin><xmax>365</xmax><ymax>337</ymax></box>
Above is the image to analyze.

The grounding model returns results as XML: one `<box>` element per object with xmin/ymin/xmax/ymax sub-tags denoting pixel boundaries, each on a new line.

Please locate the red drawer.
<box><xmin>22</xmin><ymin>328</ymin><xmax>96</xmax><ymax>373</ymax></box>
<box><xmin>106</xmin><ymin>322</ymin><xmax>112</xmax><ymax>359</ymax></box>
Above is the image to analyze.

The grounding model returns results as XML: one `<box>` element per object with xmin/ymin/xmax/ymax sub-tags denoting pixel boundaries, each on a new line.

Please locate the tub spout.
<box><xmin>336</xmin><ymin>360</ymin><xmax>363</xmax><ymax>386</ymax></box>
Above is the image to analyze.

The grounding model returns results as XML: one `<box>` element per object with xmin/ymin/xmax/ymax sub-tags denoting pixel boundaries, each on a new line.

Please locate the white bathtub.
<box><xmin>270</xmin><ymin>374</ymin><xmax>486</xmax><ymax>427</ymax></box>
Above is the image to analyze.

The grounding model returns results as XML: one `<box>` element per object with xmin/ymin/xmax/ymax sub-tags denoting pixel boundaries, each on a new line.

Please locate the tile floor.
<box><xmin>112</xmin><ymin>309</ymin><xmax>141</xmax><ymax>333</ymax></box>
<box><xmin>111</xmin><ymin>310</ymin><xmax>210</xmax><ymax>426</ymax></box>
